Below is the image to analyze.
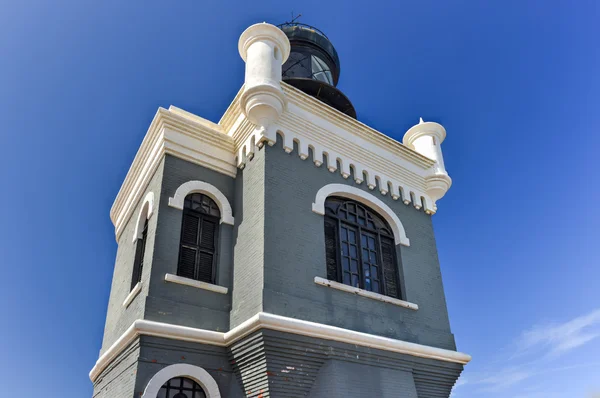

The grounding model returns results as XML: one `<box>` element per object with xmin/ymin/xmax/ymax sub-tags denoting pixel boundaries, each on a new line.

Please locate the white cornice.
<box><xmin>90</xmin><ymin>312</ymin><xmax>471</xmax><ymax>382</ymax></box>
<box><xmin>110</xmin><ymin>106</ymin><xmax>236</xmax><ymax>240</ymax></box>
<box><xmin>225</xmin><ymin>83</ymin><xmax>440</xmax><ymax>214</ymax></box>
<box><xmin>111</xmin><ymin>82</ymin><xmax>448</xmax><ymax>238</ymax></box>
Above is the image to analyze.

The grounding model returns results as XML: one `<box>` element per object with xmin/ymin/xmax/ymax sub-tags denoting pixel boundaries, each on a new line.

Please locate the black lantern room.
<box><xmin>278</xmin><ymin>22</ymin><xmax>357</xmax><ymax>118</ymax></box>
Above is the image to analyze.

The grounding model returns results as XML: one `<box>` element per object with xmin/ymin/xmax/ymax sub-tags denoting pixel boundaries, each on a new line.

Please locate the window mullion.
<box><xmin>194</xmin><ymin>214</ymin><xmax>203</xmax><ymax>281</ymax></box>
<box><xmin>335</xmin><ymin>218</ymin><xmax>343</xmax><ymax>283</ymax></box>
<box><xmin>357</xmin><ymin>226</ymin><xmax>365</xmax><ymax>290</ymax></box>
<box><xmin>376</xmin><ymin>232</ymin><xmax>386</xmax><ymax>296</ymax></box>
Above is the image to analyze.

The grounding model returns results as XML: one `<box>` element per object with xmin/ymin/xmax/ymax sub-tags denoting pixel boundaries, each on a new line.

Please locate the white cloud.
<box><xmin>517</xmin><ymin>308</ymin><xmax>600</xmax><ymax>358</ymax></box>
<box><xmin>457</xmin><ymin>308</ymin><xmax>600</xmax><ymax>396</ymax></box>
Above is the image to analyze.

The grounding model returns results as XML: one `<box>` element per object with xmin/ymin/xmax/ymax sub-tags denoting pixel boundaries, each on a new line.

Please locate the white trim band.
<box><xmin>168</xmin><ymin>180</ymin><xmax>234</xmax><ymax>225</ymax></box>
<box><xmin>122</xmin><ymin>282</ymin><xmax>142</xmax><ymax>308</ymax></box>
<box><xmin>142</xmin><ymin>363</ymin><xmax>221</xmax><ymax>398</ymax></box>
<box><xmin>314</xmin><ymin>277</ymin><xmax>418</xmax><ymax>310</ymax></box>
<box><xmin>165</xmin><ymin>273</ymin><xmax>228</xmax><ymax>295</ymax></box>
<box><xmin>311</xmin><ymin>183</ymin><xmax>410</xmax><ymax>246</ymax></box>
<box><xmin>90</xmin><ymin>312</ymin><xmax>471</xmax><ymax>382</ymax></box>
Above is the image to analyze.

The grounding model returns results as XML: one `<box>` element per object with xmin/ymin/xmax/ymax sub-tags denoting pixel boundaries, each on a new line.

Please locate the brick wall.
<box><xmin>100</xmin><ymin>158</ymin><xmax>164</xmax><ymax>353</ymax></box>
<box><xmin>145</xmin><ymin>155</ymin><xmax>235</xmax><ymax>332</ymax></box>
<box><xmin>261</xmin><ymin>136</ymin><xmax>456</xmax><ymax>350</ymax></box>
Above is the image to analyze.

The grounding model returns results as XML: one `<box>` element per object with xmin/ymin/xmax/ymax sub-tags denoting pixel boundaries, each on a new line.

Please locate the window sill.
<box><xmin>123</xmin><ymin>282</ymin><xmax>142</xmax><ymax>308</ymax></box>
<box><xmin>164</xmin><ymin>273</ymin><xmax>229</xmax><ymax>295</ymax></box>
<box><xmin>314</xmin><ymin>276</ymin><xmax>418</xmax><ymax>311</ymax></box>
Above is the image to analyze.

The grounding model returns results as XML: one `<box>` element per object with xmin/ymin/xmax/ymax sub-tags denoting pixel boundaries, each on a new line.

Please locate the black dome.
<box><xmin>278</xmin><ymin>23</ymin><xmax>356</xmax><ymax>118</ymax></box>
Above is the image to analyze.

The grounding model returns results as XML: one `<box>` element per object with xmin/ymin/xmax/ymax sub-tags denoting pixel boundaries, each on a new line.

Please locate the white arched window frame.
<box><xmin>141</xmin><ymin>363</ymin><xmax>221</xmax><ymax>398</ymax></box>
<box><xmin>168</xmin><ymin>181</ymin><xmax>234</xmax><ymax>225</ymax></box>
<box><xmin>312</xmin><ymin>183</ymin><xmax>410</xmax><ymax>246</ymax></box>
<box><xmin>132</xmin><ymin>192</ymin><xmax>155</xmax><ymax>243</ymax></box>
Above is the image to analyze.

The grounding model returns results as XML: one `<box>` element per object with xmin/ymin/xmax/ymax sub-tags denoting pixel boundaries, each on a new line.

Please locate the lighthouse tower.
<box><xmin>90</xmin><ymin>21</ymin><xmax>470</xmax><ymax>398</ymax></box>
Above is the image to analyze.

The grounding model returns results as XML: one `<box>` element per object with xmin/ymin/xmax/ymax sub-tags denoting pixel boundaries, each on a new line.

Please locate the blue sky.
<box><xmin>1</xmin><ymin>1</ymin><xmax>598</xmax><ymax>397</ymax></box>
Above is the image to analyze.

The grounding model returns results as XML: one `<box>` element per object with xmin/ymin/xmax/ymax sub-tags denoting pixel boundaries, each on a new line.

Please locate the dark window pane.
<box><xmin>372</xmin><ymin>280</ymin><xmax>380</xmax><ymax>293</ymax></box>
<box><xmin>179</xmin><ymin>194</ymin><xmax>220</xmax><ymax>284</ymax></box>
<box><xmin>350</xmin><ymin>245</ymin><xmax>357</xmax><ymax>258</ymax></box>
<box><xmin>348</xmin><ymin>230</ymin><xmax>356</xmax><ymax>243</ymax></box>
<box><xmin>324</xmin><ymin>197</ymin><xmax>401</xmax><ymax>298</ymax></box>
<box><xmin>342</xmin><ymin>257</ymin><xmax>350</xmax><ymax>272</ymax></box>
<box><xmin>182</xmin><ymin>214</ymin><xmax>199</xmax><ymax>245</ymax></box>
<box><xmin>343</xmin><ymin>273</ymin><xmax>351</xmax><ymax>285</ymax></box>
<box><xmin>342</xmin><ymin>243</ymin><xmax>349</xmax><ymax>256</ymax></box>
<box><xmin>370</xmin><ymin>251</ymin><xmax>377</xmax><ymax>263</ymax></box>
<box><xmin>160</xmin><ymin>377</ymin><xmax>206</xmax><ymax>398</ymax></box>
<box><xmin>199</xmin><ymin>220</ymin><xmax>216</xmax><ymax>249</ymax></box>
<box><xmin>183</xmin><ymin>193</ymin><xmax>221</xmax><ymax>217</ymax></box>
<box><xmin>178</xmin><ymin>246</ymin><xmax>197</xmax><ymax>279</ymax></box>
<box><xmin>197</xmin><ymin>252</ymin><xmax>214</xmax><ymax>282</ymax></box>
<box><xmin>368</xmin><ymin>236</ymin><xmax>376</xmax><ymax>249</ymax></box>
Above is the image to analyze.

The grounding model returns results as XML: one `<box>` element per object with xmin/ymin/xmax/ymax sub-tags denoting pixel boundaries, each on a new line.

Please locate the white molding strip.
<box><xmin>122</xmin><ymin>282</ymin><xmax>142</xmax><ymax>308</ymax></box>
<box><xmin>110</xmin><ymin>106</ymin><xmax>236</xmax><ymax>241</ymax></box>
<box><xmin>142</xmin><ymin>363</ymin><xmax>221</xmax><ymax>398</ymax></box>
<box><xmin>311</xmin><ymin>183</ymin><xmax>410</xmax><ymax>246</ymax></box>
<box><xmin>164</xmin><ymin>273</ymin><xmax>228</xmax><ymax>295</ymax></box>
<box><xmin>168</xmin><ymin>180</ymin><xmax>234</xmax><ymax>225</ymax></box>
<box><xmin>90</xmin><ymin>312</ymin><xmax>471</xmax><ymax>382</ymax></box>
<box><xmin>314</xmin><ymin>277</ymin><xmax>418</xmax><ymax>311</ymax></box>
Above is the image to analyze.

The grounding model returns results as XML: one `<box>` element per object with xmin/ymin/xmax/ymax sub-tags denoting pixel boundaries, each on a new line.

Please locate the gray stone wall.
<box><xmin>93</xmin><ymin>339</ymin><xmax>140</xmax><ymax>398</ymax></box>
<box><xmin>135</xmin><ymin>336</ymin><xmax>244</xmax><ymax>397</ymax></box>
<box><xmin>261</xmin><ymin>137</ymin><xmax>456</xmax><ymax>351</ymax></box>
<box><xmin>101</xmin><ymin>158</ymin><xmax>165</xmax><ymax>353</ymax></box>
<box><xmin>145</xmin><ymin>155</ymin><xmax>235</xmax><ymax>332</ymax></box>
<box><xmin>230</xmin><ymin>329</ymin><xmax>462</xmax><ymax>398</ymax></box>
<box><xmin>309</xmin><ymin>360</ymin><xmax>418</xmax><ymax>398</ymax></box>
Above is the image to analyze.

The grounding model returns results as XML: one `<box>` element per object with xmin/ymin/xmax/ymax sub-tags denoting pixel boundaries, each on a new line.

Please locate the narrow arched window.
<box><xmin>131</xmin><ymin>218</ymin><xmax>148</xmax><ymax>290</ymax></box>
<box><xmin>324</xmin><ymin>197</ymin><xmax>401</xmax><ymax>298</ymax></box>
<box><xmin>158</xmin><ymin>376</ymin><xmax>207</xmax><ymax>398</ymax></box>
<box><xmin>177</xmin><ymin>193</ymin><xmax>220</xmax><ymax>283</ymax></box>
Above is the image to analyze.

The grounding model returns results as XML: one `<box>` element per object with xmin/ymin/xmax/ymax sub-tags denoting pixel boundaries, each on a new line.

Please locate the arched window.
<box><xmin>158</xmin><ymin>377</ymin><xmax>207</xmax><ymax>398</ymax></box>
<box><xmin>177</xmin><ymin>193</ymin><xmax>221</xmax><ymax>283</ymax></box>
<box><xmin>324</xmin><ymin>197</ymin><xmax>401</xmax><ymax>298</ymax></box>
<box><xmin>131</xmin><ymin>218</ymin><xmax>148</xmax><ymax>290</ymax></box>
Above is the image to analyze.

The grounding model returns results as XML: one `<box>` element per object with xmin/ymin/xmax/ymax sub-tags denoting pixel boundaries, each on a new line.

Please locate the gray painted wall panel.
<box><xmin>93</xmin><ymin>341</ymin><xmax>140</xmax><ymax>398</ymax></box>
<box><xmin>261</xmin><ymin>138</ymin><xmax>456</xmax><ymax>350</ymax></box>
<box><xmin>135</xmin><ymin>336</ymin><xmax>244</xmax><ymax>398</ymax></box>
<box><xmin>309</xmin><ymin>360</ymin><xmax>418</xmax><ymax>398</ymax></box>
<box><xmin>101</xmin><ymin>158</ymin><xmax>164</xmax><ymax>353</ymax></box>
<box><xmin>145</xmin><ymin>155</ymin><xmax>235</xmax><ymax>331</ymax></box>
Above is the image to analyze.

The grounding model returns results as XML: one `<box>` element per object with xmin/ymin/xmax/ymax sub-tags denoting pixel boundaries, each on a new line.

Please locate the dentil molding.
<box><xmin>111</xmin><ymin>83</ymin><xmax>445</xmax><ymax>239</ymax></box>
